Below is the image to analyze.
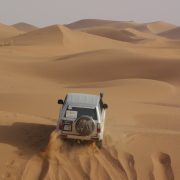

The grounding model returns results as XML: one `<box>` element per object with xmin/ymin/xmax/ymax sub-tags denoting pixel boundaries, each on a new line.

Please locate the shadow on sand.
<box><xmin>0</xmin><ymin>122</ymin><xmax>55</xmax><ymax>154</ymax></box>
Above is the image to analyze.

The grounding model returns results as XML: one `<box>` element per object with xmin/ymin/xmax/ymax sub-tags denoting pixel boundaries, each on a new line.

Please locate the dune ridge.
<box><xmin>159</xmin><ymin>27</ymin><xmax>180</xmax><ymax>39</ymax></box>
<box><xmin>146</xmin><ymin>21</ymin><xmax>176</xmax><ymax>34</ymax></box>
<box><xmin>12</xmin><ymin>22</ymin><xmax>38</xmax><ymax>32</ymax></box>
<box><xmin>16</xmin><ymin>49</ymin><xmax>180</xmax><ymax>84</ymax></box>
<box><xmin>66</xmin><ymin>19</ymin><xmax>138</xmax><ymax>30</ymax></box>
<box><xmin>82</xmin><ymin>26</ymin><xmax>170</xmax><ymax>43</ymax></box>
<box><xmin>67</xmin><ymin>19</ymin><xmax>176</xmax><ymax>34</ymax></box>
<box><xmin>66</xmin><ymin>19</ymin><xmax>178</xmax><ymax>45</ymax></box>
<box><xmin>1</xmin><ymin>24</ymin><xmax>129</xmax><ymax>50</ymax></box>
<box><xmin>83</xmin><ymin>27</ymin><xmax>144</xmax><ymax>43</ymax></box>
<box><xmin>3</xmin><ymin>25</ymin><xmax>66</xmax><ymax>45</ymax></box>
<box><xmin>0</xmin><ymin>23</ymin><xmax>22</xmax><ymax>40</ymax></box>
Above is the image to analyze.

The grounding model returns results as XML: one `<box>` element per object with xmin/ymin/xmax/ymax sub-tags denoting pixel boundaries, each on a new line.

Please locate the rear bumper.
<box><xmin>60</xmin><ymin>132</ymin><xmax>99</xmax><ymax>141</ymax></box>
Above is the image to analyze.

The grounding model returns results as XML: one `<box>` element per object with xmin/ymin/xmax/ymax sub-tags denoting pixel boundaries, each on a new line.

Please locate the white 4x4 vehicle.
<box><xmin>56</xmin><ymin>93</ymin><xmax>108</xmax><ymax>148</ymax></box>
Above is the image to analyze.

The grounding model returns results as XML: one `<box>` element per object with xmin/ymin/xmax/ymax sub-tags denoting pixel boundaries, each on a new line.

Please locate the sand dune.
<box><xmin>66</xmin><ymin>19</ymin><xmax>117</xmax><ymax>29</ymax></box>
<box><xmin>145</xmin><ymin>21</ymin><xmax>177</xmax><ymax>34</ymax></box>
<box><xmin>159</xmin><ymin>27</ymin><xmax>180</xmax><ymax>39</ymax></box>
<box><xmin>0</xmin><ymin>23</ymin><xmax>22</xmax><ymax>40</ymax></box>
<box><xmin>129</xmin><ymin>21</ymin><xmax>176</xmax><ymax>34</ymax></box>
<box><xmin>67</xmin><ymin>19</ymin><xmax>176</xmax><ymax>34</ymax></box>
<box><xmin>83</xmin><ymin>27</ymin><xmax>144</xmax><ymax>43</ymax></box>
<box><xmin>67</xmin><ymin>20</ymin><xmax>178</xmax><ymax>45</ymax></box>
<box><xmin>4</xmin><ymin>25</ymin><xmax>67</xmax><ymax>46</ymax></box>
<box><xmin>132</xmin><ymin>24</ymin><xmax>151</xmax><ymax>33</ymax></box>
<box><xmin>12</xmin><ymin>22</ymin><xmax>38</xmax><ymax>32</ymax></box>
<box><xmin>2</xmin><ymin>24</ymin><xmax>129</xmax><ymax>50</ymax></box>
<box><xmin>0</xmin><ymin>19</ymin><xmax>180</xmax><ymax>180</ymax></box>
<box><xmin>82</xmin><ymin>26</ymin><xmax>169</xmax><ymax>43</ymax></box>
<box><xmin>66</xmin><ymin>19</ymin><xmax>138</xmax><ymax>30</ymax></box>
<box><xmin>13</xmin><ymin>49</ymin><xmax>180</xmax><ymax>84</ymax></box>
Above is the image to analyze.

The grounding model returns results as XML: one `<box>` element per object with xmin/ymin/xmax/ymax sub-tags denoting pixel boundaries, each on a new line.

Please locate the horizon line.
<box><xmin>1</xmin><ymin>18</ymin><xmax>179</xmax><ymax>28</ymax></box>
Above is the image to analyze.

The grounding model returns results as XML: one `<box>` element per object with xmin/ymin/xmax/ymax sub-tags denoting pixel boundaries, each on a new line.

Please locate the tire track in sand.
<box><xmin>21</xmin><ymin>131</ymin><xmax>137</xmax><ymax>180</ymax></box>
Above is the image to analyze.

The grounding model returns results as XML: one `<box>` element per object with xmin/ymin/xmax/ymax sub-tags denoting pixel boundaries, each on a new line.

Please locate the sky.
<box><xmin>0</xmin><ymin>0</ymin><xmax>179</xmax><ymax>27</ymax></box>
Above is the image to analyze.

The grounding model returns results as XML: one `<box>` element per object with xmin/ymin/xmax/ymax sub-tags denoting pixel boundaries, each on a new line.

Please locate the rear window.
<box><xmin>65</xmin><ymin>106</ymin><xmax>97</xmax><ymax>120</ymax></box>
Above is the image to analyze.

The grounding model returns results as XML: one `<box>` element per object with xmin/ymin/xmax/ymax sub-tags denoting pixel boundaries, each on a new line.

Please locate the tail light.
<box><xmin>59</xmin><ymin>122</ymin><xmax>64</xmax><ymax>130</ymax></box>
<box><xmin>97</xmin><ymin>123</ymin><xmax>101</xmax><ymax>133</ymax></box>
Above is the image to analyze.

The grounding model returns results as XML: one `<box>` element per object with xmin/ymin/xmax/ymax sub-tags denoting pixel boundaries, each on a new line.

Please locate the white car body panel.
<box><xmin>56</xmin><ymin>93</ymin><xmax>107</xmax><ymax>141</ymax></box>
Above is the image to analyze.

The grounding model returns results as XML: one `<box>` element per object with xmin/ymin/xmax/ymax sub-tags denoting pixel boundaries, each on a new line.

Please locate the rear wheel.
<box><xmin>75</xmin><ymin>116</ymin><xmax>95</xmax><ymax>136</ymax></box>
<box><xmin>96</xmin><ymin>140</ymin><xmax>103</xmax><ymax>149</ymax></box>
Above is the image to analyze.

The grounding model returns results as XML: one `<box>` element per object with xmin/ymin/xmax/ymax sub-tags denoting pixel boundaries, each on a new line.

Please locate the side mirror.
<box><xmin>103</xmin><ymin>104</ymin><xmax>108</xmax><ymax>109</ymax></box>
<box><xmin>100</xmin><ymin>93</ymin><xmax>104</xmax><ymax>99</ymax></box>
<box><xmin>58</xmin><ymin>99</ymin><xmax>64</xmax><ymax>105</ymax></box>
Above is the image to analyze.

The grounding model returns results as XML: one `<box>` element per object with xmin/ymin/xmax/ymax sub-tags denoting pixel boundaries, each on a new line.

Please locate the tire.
<box><xmin>96</xmin><ymin>140</ymin><xmax>103</xmax><ymax>149</ymax></box>
<box><xmin>75</xmin><ymin>116</ymin><xmax>95</xmax><ymax>136</ymax></box>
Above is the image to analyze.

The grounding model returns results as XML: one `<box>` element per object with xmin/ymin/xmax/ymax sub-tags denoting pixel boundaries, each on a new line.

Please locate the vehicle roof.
<box><xmin>66</xmin><ymin>93</ymin><xmax>100</xmax><ymax>108</ymax></box>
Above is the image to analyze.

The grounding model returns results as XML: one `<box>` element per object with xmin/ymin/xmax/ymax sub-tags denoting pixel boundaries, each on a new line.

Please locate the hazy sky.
<box><xmin>0</xmin><ymin>0</ymin><xmax>179</xmax><ymax>26</ymax></box>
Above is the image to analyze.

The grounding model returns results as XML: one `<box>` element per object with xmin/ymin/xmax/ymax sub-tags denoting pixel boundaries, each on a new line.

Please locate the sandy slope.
<box><xmin>0</xmin><ymin>20</ymin><xmax>180</xmax><ymax>180</ymax></box>
<box><xmin>122</xmin><ymin>21</ymin><xmax>176</xmax><ymax>34</ymax></box>
<box><xmin>12</xmin><ymin>22</ymin><xmax>38</xmax><ymax>32</ymax></box>
<box><xmin>67</xmin><ymin>19</ymin><xmax>177</xmax><ymax>45</ymax></box>
<box><xmin>82</xmin><ymin>26</ymin><xmax>170</xmax><ymax>43</ymax></box>
<box><xmin>1</xmin><ymin>25</ymin><xmax>129</xmax><ymax>53</ymax></box>
<box><xmin>66</xmin><ymin>19</ymin><xmax>138</xmax><ymax>30</ymax></box>
<box><xmin>159</xmin><ymin>27</ymin><xmax>180</xmax><ymax>39</ymax></box>
<box><xmin>9</xmin><ymin>48</ymin><xmax>180</xmax><ymax>84</ymax></box>
<box><xmin>0</xmin><ymin>23</ymin><xmax>22</xmax><ymax>40</ymax></box>
<box><xmin>145</xmin><ymin>21</ymin><xmax>177</xmax><ymax>34</ymax></box>
<box><xmin>67</xmin><ymin>19</ymin><xmax>176</xmax><ymax>34</ymax></box>
<box><xmin>82</xmin><ymin>27</ymin><xmax>145</xmax><ymax>42</ymax></box>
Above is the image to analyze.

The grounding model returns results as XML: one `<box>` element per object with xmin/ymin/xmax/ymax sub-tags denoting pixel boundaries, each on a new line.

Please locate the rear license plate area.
<box><xmin>63</xmin><ymin>124</ymin><xmax>72</xmax><ymax>131</ymax></box>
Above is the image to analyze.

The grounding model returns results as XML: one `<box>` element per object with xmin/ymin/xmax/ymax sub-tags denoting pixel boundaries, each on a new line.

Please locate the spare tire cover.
<box><xmin>75</xmin><ymin>116</ymin><xmax>95</xmax><ymax>136</ymax></box>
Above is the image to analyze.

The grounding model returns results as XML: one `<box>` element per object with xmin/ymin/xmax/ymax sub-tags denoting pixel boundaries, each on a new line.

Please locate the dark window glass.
<box><xmin>66</xmin><ymin>107</ymin><xmax>97</xmax><ymax>120</ymax></box>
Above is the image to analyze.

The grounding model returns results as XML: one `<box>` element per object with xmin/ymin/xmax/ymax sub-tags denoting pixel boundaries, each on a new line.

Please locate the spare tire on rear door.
<box><xmin>75</xmin><ymin>116</ymin><xmax>95</xmax><ymax>136</ymax></box>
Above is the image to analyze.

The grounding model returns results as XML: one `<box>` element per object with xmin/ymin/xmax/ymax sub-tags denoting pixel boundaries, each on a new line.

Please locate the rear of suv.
<box><xmin>56</xmin><ymin>93</ymin><xmax>108</xmax><ymax>148</ymax></box>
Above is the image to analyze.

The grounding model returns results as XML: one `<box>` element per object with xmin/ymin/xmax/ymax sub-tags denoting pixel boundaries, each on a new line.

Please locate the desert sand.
<box><xmin>0</xmin><ymin>19</ymin><xmax>180</xmax><ymax>180</ymax></box>
<box><xmin>159</xmin><ymin>27</ymin><xmax>180</xmax><ymax>39</ymax></box>
<box><xmin>0</xmin><ymin>23</ymin><xmax>22</xmax><ymax>40</ymax></box>
<box><xmin>12</xmin><ymin>23</ymin><xmax>38</xmax><ymax>33</ymax></box>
